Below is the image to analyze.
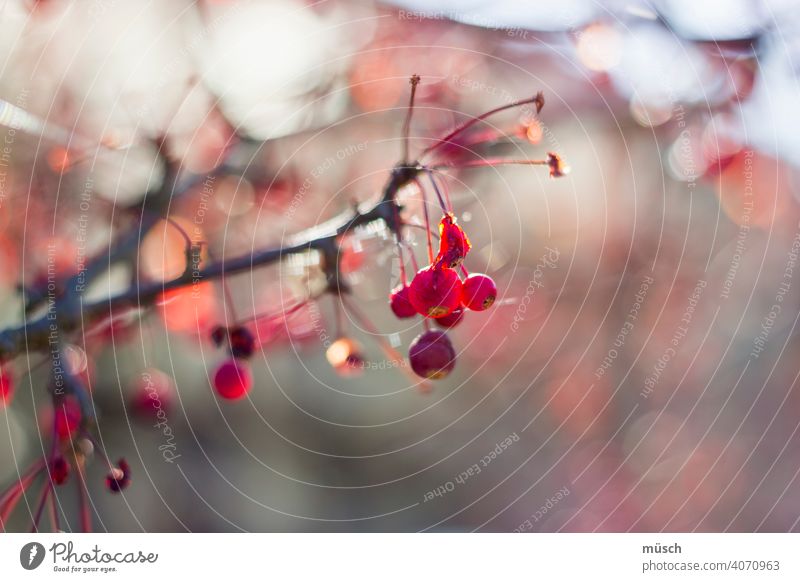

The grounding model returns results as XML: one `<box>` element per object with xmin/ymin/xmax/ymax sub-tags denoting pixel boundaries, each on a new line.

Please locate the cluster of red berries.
<box><xmin>46</xmin><ymin>455</ymin><xmax>130</xmax><ymax>493</ymax></box>
<box><xmin>45</xmin><ymin>399</ymin><xmax>131</xmax><ymax>493</ymax></box>
<box><xmin>210</xmin><ymin>325</ymin><xmax>255</xmax><ymax>400</ymax></box>
<box><xmin>390</xmin><ymin>212</ymin><xmax>498</xmax><ymax>380</ymax></box>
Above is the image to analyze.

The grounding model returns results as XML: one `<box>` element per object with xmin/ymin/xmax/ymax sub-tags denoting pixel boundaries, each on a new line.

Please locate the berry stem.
<box><xmin>76</xmin><ymin>460</ymin><xmax>92</xmax><ymax>533</ymax></box>
<box><xmin>420</xmin><ymin>92</ymin><xmax>544</xmax><ymax>159</ymax></box>
<box><xmin>0</xmin><ymin>459</ymin><xmax>45</xmax><ymax>529</ymax></box>
<box><xmin>424</xmin><ymin>170</ymin><xmax>449</xmax><ymax>214</ymax></box>
<box><xmin>402</xmin><ymin>74</ymin><xmax>421</xmax><ymax>164</ymax></box>
<box><xmin>431</xmin><ymin>158</ymin><xmax>550</xmax><ymax>170</ymax></box>
<box><xmin>450</xmin><ymin>126</ymin><xmax>519</xmax><ymax>151</ymax></box>
<box><xmin>390</xmin><ymin>200</ymin><xmax>408</xmax><ymax>285</ymax></box>
<box><xmin>48</xmin><ymin>489</ymin><xmax>60</xmax><ymax>532</ymax></box>
<box><xmin>206</xmin><ymin>245</ymin><xmax>239</xmax><ymax>324</ymax></box>
<box><xmin>405</xmin><ymin>241</ymin><xmax>421</xmax><ymax>273</ymax></box>
<box><xmin>0</xmin><ymin>458</ymin><xmax>45</xmax><ymax>509</ymax></box>
<box><xmin>431</xmin><ymin>171</ymin><xmax>452</xmax><ymax>212</ymax></box>
<box><xmin>415</xmin><ymin>179</ymin><xmax>435</xmax><ymax>264</ymax></box>
<box><xmin>163</xmin><ymin>216</ymin><xmax>193</xmax><ymax>256</ymax></box>
<box><xmin>81</xmin><ymin>432</ymin><xmax>118</xmax><ymax>474</ymax></box>
<box><xmin>220</xmin><ymin>271</ymin><xmax>239</xmax><ymax>324</ymax></box>
<box><xmin>340</xmin><ymin>294</ymin><xmax>432</xmax><ymax>392</ymax></box>
<box><xmin>333</xmin><ymin>294</ymin><xmax>345</xmax><ymax>339</ymax></box>
<box><xmin>29</xmin><ymin>482</ymin><xmax>51</xmax><ymax>533</ymax></box>
<box><xmin>240</xmin><ymin>297</ymin><xmax>310</xmax><ymax>327</ymax></box>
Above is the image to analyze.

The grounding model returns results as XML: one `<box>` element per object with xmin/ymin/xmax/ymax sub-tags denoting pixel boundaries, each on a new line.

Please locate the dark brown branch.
<box><xmin>0</xmin><ymin>163</ymin><xmax>420</xmax><ymax>360</ymax></box>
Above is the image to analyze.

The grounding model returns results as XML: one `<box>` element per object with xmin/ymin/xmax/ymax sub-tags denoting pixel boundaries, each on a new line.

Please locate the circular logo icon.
<box><xmin>20</xmin><ymin>542</ymin><xmax>46</xmax><ymax>570</ymax></box>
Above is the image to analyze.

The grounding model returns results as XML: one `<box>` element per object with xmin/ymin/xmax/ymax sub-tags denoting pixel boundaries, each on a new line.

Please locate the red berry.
<box><xmin>408</xmin><ymin>330</ymin><xmax>456</xmax><ymax>380</ymax></box>
<box><xmin>434</xmin><ymin>213</ymin><xmax>471</xmax><ymax>269</ymax></box>
<box><xmin>213</xmin><ymin>358</ymin><xmax>252</xmax><ymax>400</ymax></box>
<box><xmin>0</xmin><ymin>368</ymin><xmax>13</xmax><ymax>407</ymax></box>
<box><xmin>54</xmin><ymin>396</ymin><xmax>81</xmax><ymax>441</ymax></box>
<box><xmin>462</xmin><ymin>273</ymin><xmax>497</xmax><ymax>311</ymax></box>
<box><xmin>389</xmin><ymin>284</ymin><xmax>416</xmax><ymax>319</ymax></box>
<box><xmin>228</xmin><ymin>326</ymin><xmax>255</xmax><ymax>359</ymax></box>
<box><xmin>435</xmin><ymin>307</ymin><xmax>464</xmax><ymax>329</ymax></box>
<box><xmin>105</xmin><ymin>458</ymin><xmax>131</xmax><ymax>493</ymax></box>
<box><xmin>50</xmin><ymin>457</ymin><xmax>69</xmax><ymax>486</ymax></box>
<box><xmin>409</xmin><ymin>266</ymin><xmax>462</xmax><ymax>318</ymax></box>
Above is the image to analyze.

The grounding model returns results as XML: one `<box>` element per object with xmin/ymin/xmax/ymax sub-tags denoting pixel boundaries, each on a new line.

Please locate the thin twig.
<box><xmin>430</xmin><ymin>158</ymin><xmax>549</xmax><ymax>171</ymax></box>
<box><xmin>401</xmin><ymin>74</ymin><xmax>421</xmax><ymax>164</ymax></box>
<box><xmin>0</xmin><ymin>164</ymin><xmax>419</xmax><ymax>360</ymax></box>
<box><xmin>29</xmin><ymin>482</ymin><xmax>51</xmax><ymax>533</ymax></box>
<box><xmin>420</xmin><ymin>93</ymin><xmax>544</xmax><ymax>159</ymax></box>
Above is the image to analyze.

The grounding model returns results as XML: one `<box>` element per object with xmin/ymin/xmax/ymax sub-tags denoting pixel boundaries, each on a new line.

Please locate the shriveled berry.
<box><xmin>210</xmin><ymin>325</ymin><xmax>227</xmax><ymax>347</ymax></box>
<box><xmin>389</xmin><ymin>284</ymin><xmax>416</xmax><ymax>319</ymax></box>
<box><xmin>0</xmin><ymin>368</ymin><xmax>13</xmax><ymax>407</ymax></box>
<box><xmin>228</xmin><ymin>326</ymin><xmax>255</xmax><ymax>359</ymax></box>
<box><xmin>434</xmin><ymin>213</ymin><xmax>471</xmax><ymax>269</ymax></box>
<box><xmin>435</xmin><ymin>306</ymin><xmax>464</xmax><ymax>329</ymax></box>
<box><xmin>409</xmin><ymin>266</ymin><xmax>462</xmax><ymax>318</ymax></box>
<box><xmin>462</xmin><ymin>273</ymin><xmax>497</xmax><ymax>311</ymax></box>
<box><xmin>105</xmin><ymin>458</ymin><xmax>131</xmax><ymax>493</ymax></box>
<box><xmin>326</xmin><ymin>338</ymin><xmax>365</xmax><ymax>377</ymax></box>
<box><xmin>547</xmin><ymin>152</ymin><xmax>569</xmax><ymax>178</ymax></box>
<box><xmin>50</xmin><ymin>457</ymin><xmax>69</xmax><ymax>486</ymax></box>
<box><xmin>408</xmin><ymin>330</ymin><xmax>456</xmax><ymax>379</ymax></box>
<box><xmin>213</xmin><ymin>358</ymin><xmax>252</xmax><ymax>400</ymax></box>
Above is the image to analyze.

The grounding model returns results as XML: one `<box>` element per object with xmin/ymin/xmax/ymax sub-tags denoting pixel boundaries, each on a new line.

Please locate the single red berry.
<box><xmin>213</xmin><ymin>358</ymin><xmax>252</xmax><ymax>400</ymax></box>
<box><xmin>434</xmin><ymin>213</ymin><xmax>471</xmax><ymax>269</ymax></box>
<box><xmin>409</xmin><ymin>266</ymin><xmax>462</xmax><ymax>318</ymax></box>
<box><xmin>228</xmin><ymin>326</ymin><xmax>255</xmax><ymax>359</ymax></box>
<box><xmin>326</xmin><ymin>338</ymin><xmax>365</xmax><ymax>377</ymax></box>
<box><xmin>462</xmin><ymin>273</ymin><xmax>498</xmax><ymax>311</ymax></box>
<box><xmin>408</xmin><ymin>330</ymin><xmax>456</xmax><ymax>380</ymax></box>
<box><xmin>0</xmin><ymin>368</ymin><xmax>13</xmax><ymax>407</ymax></box>
<box><xmin>105</xmin><ymin>458</ymin><xmax>131</xmax><ymax>493</ymax></box>
<box><xmin>435</xmin><ymin>306</ymin><xmax>464</xmax><ymax>329</ymax></box>
<box><xmin>50</xmin><ymin>457</ymin><xmax>69</xmax><ymax>486</ymax></box>
<box><xmin>389</xmin><ymin>284</ymin><xmax>416</xmax><ymax>319</ymax></box>
<box><xmin>54</xmin><ymin>396</ymin><xmax>82</xmax><ymax>441</ymax></box>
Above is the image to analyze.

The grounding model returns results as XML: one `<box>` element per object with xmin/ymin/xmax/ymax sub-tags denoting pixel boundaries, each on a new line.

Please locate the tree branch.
<box><xmin>0</xmin><ymin>163</ymin><xmax>420</xmax><ymax>360</ymax></box>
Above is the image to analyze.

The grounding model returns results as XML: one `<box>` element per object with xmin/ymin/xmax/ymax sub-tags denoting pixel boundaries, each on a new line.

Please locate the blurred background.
<box><xmin>1</xmin><ymin>0</ymin><xmax>800</xmax><ymax>532</ymax></box>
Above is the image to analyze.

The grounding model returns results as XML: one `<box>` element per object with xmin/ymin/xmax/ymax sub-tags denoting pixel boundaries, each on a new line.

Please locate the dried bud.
<box><xmin>326</xmin><ymin>338</ymin><xmax>365</xmax><ymax>377</ymax></box>
<box><xmin>228</xmin><ymin>326</ymin><xmax>256</xmax><ymax>359</ymax></box>
<box><xmin>547</xmin><ymin>152</ymin><xmax>569</xmax><ymax>178</ymax></box>
<box><xmin>105</xmin><ymin>459</ymin><xmax>131</xmax><ymax>493</ymax></box>
<box><xmin>534</xmin><ymin>91</ymin><xmax>545</xmax><ymax>114</ymax></box>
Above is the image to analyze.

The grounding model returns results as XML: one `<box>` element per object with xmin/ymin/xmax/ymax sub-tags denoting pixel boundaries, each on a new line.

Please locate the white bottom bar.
<box><xmin>1</xmin><ymin>533</ymin><xmax>797</xmax><ymax>581</ymax></box>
